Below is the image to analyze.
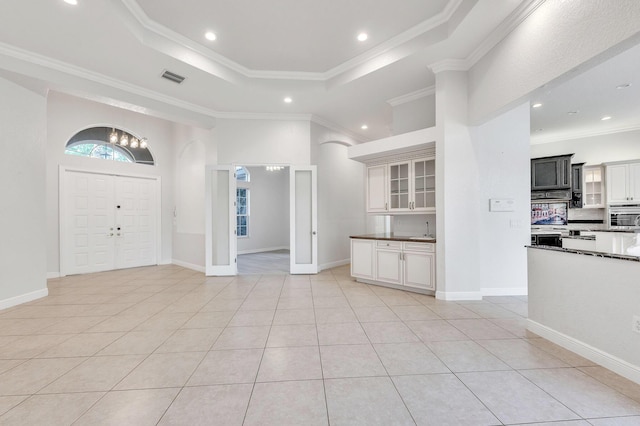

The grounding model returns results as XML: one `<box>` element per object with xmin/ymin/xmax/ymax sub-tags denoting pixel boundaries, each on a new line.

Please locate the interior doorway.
<box><xmin>235</xmin><ymin>165</ymin><xmax>290</xmax><ymax>274</ymax></box>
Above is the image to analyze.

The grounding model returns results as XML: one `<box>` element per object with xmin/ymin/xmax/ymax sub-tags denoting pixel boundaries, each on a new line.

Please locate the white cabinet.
<box><xmin>561</xmin><ymin>238</ymin><xmax>596</xmax><ymax>251</ymax></box>
<box><xmin>366</xmin><ymin>157</ymin><xmax>435</xmax><ymax>214</ymax></box>
<box><xmin>351</xmin><ymin>238</ymin><xmax>435</xmax><ymax>292</ymax></box>
<box><xmin>403</xmin><ymin>243</ymin><xmax>435</xmax><ymax>291</ymax></box>
<box><xmin>583</xmin><ymin>165</ymin><xmax>605</xmax><ymax>208</ymax></box>
<box><xmin>376</xmin><ymin>241</ymin><xmax>403</xmax><ymax>285</ymax></box>
<box><xmin>606</xmin><ymin>162</ymin><xmax>640</xmax><ymax>204</ymax></box>
<box><xmin>350</xmin><ymin>239</ymin><xmax>375</xmax><ymax>279</ymax></box>
<box><xmin>366</xmin><ymin>165</ymin><xmax>388</xmax><ymax>213</ymax></box>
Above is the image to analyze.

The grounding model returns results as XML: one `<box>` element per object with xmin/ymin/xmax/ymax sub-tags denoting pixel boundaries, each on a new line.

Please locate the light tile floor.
<box><xmin>0</xmin><ymin>264</ymin><xmax>639</xmax><ymax>425</ymax></box>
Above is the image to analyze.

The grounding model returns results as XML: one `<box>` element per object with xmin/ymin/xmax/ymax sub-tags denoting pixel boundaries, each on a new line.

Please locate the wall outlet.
<box><xmin>633</xmin><ymin>315</ymin><xmax>640</xmax><ymax>334</ymax></box>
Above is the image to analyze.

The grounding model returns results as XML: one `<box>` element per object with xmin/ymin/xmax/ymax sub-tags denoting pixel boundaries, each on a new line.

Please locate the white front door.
<box><xmin>114</xmin><ymin>176</ymin><xmax>157</xmax><ymax>269</ymax></box>
<box><xmin>290</xmin><ymin>166</ymin><xmax>318</xmax><ymax>274</ymax></box>
<box><xmin>61</xmin><ymin>170</ymin><xmax>158</xmax><ymax>276</ymax></box>
<box><xmin>205</xmin><ymin>166</ymin><xmax>237</xmax><ymax>276</ymax></box>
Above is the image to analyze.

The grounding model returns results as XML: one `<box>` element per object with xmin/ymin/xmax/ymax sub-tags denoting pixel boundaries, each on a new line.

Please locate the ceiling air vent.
<box><xmin>161</xmin><ymin>70</ymin><xmax>186</xmax><ymax>84</ymax></box>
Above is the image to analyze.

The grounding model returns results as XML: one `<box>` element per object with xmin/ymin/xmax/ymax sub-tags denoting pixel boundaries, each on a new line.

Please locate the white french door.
<box><xmin>61</xmin><ymin>169</ymin><xmax>158</xmax><ymax>276</ymax></box>
<box><xmin>205</xmin><ymin>166</ymin><xmax>237</xmax><ymax>276</ymax></box>
<box><xmin>290</xmin><ymin>166</ymin><xmax>318</xmax><ymax>274</ymax></box>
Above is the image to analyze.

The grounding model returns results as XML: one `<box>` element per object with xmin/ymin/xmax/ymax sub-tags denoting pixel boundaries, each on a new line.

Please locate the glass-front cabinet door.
<box><xmin>389</xmin><ymin>162</ymin><xmax>410</xmax><ymax>211</ymax></box>
<box><xmin>413</xmin><ymin>158</ymin><xmax>435</xmax><ymax>211</ymax></box>
<box><xmin>583</xmin><ymin>165</ymin><xmax>604</xmax><ymax>208</ymax></box>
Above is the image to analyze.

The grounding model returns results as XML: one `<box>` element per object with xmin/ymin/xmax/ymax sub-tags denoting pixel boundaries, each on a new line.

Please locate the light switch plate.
<box><xmin>489</xmin><ymin>198</ymin><xmax>515</xmax><ymax>212</ymax></box>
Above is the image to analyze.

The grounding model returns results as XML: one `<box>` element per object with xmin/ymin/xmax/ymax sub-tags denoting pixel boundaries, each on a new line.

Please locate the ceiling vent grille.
<box><xmin>161</xmin><ymin>70</ymin><xmax>186</xmax><ymax>84</ymax></box>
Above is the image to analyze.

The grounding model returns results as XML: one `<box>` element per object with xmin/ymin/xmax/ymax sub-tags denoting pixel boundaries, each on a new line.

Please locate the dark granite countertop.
<box><xmin>562</xmin><ymin>235</ymin><xmax>596</xmax><ymax>241</ymax></box>
<box><xmin>526</xmin><ymin>245</ymin><xmax>640</xmax><ymax>262</ymax></box>
<box><xmin>350</xmin><ymin>233</ymin><xmax>436</xmax><ymax>243</ymax></box>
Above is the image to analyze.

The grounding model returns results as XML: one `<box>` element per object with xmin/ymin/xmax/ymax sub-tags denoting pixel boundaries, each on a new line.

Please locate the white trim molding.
<box><xmin>172</xmin><ymin>259</ymin><xmax>206</xmax><ymax>273</ymax></box>
<box><xmin>319</xmin><ymin>258</ymin><xmax>350</xmax><ymax>272</ymax></box>
<box><xmin>47</xmin><ymin>272</ymin><xmax>61</xmax><ymax>280</ymax></box>
<box><xmin>435</xmin><ymin>290</ymin><xmax>483</xmax><ymax>301</ymax></box>
<box><xmin>386</xmin><ymin>86</ymin><xmax>436</xmax><ymax>107</ymax></box>
<box><xmin>0</xmin><ymin>289</ymin><xmax>49</xmax><ymax>311</ymax></box>
<box><xmin>528</xmin><ymin>320</ymin><xmax>640</xmax><ymax>385</ymax></box>
<box><xmin>481</xmin><ymin>287</ymin><xmax>528</xmax><ymax>297</ymax></box>
<box><xmin>237</xmin><ymin>246</ymin><xmax>289</xmax><ymax>255</ymax></box>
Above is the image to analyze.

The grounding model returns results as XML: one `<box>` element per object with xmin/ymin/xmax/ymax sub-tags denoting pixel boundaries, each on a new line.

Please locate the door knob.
<box><xmin>312</xmin><ymin>231</ymin><xmax>317</xmax><ymax>235</ymax></box>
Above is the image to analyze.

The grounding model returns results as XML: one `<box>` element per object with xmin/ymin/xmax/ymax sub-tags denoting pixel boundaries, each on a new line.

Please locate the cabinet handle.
<box><xmin>385</xmin><ymin>202</ymin><xmax>388</xmax><ymax>211</ymax></box>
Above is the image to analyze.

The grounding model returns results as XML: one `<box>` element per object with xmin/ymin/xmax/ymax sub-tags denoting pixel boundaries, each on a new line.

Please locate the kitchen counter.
<box><xmin>527</xmin><ymin>244</ymin><xmax>640</xmax><ymax>262</ymax></box>
<box><xmin>350</xmin><ymin>233</ymin><xmax>436</xmax><ymax>243</ymax></box>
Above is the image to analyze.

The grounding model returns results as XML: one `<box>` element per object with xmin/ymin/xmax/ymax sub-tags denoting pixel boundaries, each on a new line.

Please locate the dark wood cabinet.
<box><xmin>570</xmin><ymin>163</ymin><xmax>584</xmax><ymax>208</ymax></box>
<box><xmin>531</xmin><ymin>154</ymin><xmax>574</xmax><ymax>191</ymax></box>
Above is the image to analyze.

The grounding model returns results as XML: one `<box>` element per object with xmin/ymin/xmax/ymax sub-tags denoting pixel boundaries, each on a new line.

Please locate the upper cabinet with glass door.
<box><xmin>583</xmin><ymin>165</ymin><xmax>605</xmax><ymax>208</ymax></box>
<box><xmin>388</xmin><ymin>157</ymin><xmax>435</xmax><ymax>213</ymax></box>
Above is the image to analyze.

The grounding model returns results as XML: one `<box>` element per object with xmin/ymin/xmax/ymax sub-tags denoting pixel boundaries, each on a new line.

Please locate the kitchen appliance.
<box><xmin>608</xmin><ymin>206</ymin><xmax>640</xmax><ymax>229</ymax></box>
<box><xmin>530</xmin><ymin>233</ymin><xmax>563</xmax><ymax>247</ymax></box>
<box><xmin>531</xmin><ymin>154</ymin><xmax>574</xmax><ymax>199</ymax></box>
<box><xmin>531</xmin><ymin>202</ymin><xmax>568</xmax><ymax>226</ymax></box>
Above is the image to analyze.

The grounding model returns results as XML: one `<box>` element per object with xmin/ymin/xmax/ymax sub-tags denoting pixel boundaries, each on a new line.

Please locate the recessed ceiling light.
<box><xmin>205</xmin><ymin>32</ymin><xmax>217</xmax><ymax>41</ymax></box>
<box><xmin>601</xmin><ymin>116</ymin><xmax>612</xmax><ymax>121</ymax></box>
<box><xmin>567</xmin><ymin>111</ymin><xmax>579</xmax><ymax>115</ymax></box>
<box><xmin>284</xmin><ymin>97</ymin><xmax>292</xmax><ymax>104</ymax></box>
<box><xmin>361</xmin><ymin>124</ymin><xmax>368</xmax><ymax>130</ymax></box>
<box><xmin>616</xmin><ymin>83</ymin><xmax>632</xmax><ymax>89</ymax></box>
<box><xmin>357</xmin><ymin>33</ymin><xmax>368</xmax><ymax>42</ymax></box>
<box><xmin>63</xmin><ymin>0</ymin><xmax>77</xmax><ymax>5</ymax></box>
<box><xmin>532</xmin><ymin>103</ymin><xmax>542</xmax><ymax>108</ymax></box>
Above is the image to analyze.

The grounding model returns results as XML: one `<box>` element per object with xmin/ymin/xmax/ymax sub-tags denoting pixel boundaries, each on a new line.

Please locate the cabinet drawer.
<box><xmin>376</xmin><ymin>241</ymin><xmax>402</xmax><ymax>249</ymax></box>
<box><xmin>403</xmin><ymin>242</ymin><xmax>434</xmax><ymax>252</ymax></box>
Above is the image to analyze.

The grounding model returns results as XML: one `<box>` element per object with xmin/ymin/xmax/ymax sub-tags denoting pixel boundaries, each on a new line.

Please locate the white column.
<box><xmin>432</xmin><ymin>63</ymin><xmax>483</xmax><ymax>300</ymax></box>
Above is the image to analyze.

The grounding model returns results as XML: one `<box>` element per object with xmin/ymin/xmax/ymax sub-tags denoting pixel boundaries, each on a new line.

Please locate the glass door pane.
<box><xmin>205</xmin><ymin>166</ymin><xmax>237</xmax><ymax>276</ymax></box>
<box><xmin>290</xmin><ymin>166</ymin><xmax>318</xmax><ymax>274</ymax></box>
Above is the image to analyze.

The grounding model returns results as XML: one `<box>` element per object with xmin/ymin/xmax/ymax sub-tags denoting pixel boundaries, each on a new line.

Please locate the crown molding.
<box><xmin>428</xmin><ymin>59</ymin><xmax>469</xmax><ymax>74</ymax></box>
<box><xmin>120</xmin><ymin>0</ymin><xmax>468</xmax><ymax>83</ymax></box>
<box><xmin>530</xmin><ymin>124</ymin><xmax>640</xmax><ymax>145</ymax></box>
<box><xmin>466</xmin><ymin>0</ymin><xmax>546</xmax><ymax>68</ymax></box>
<box><xmin>386</xmin><ymin>86</ymin><xmax>435</xmax><ymax>107</ymax></box>
<box><xmin>215</xmin><ymin>111</ymin><xmax>313</xmax><ymax>121</ymax></box>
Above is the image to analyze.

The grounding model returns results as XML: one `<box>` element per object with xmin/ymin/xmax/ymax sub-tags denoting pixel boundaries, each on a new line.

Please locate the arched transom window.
<box><xmin>64</xmin><ymin>127</ymin><xmax>154</xmax><ymax>166</ymax></box>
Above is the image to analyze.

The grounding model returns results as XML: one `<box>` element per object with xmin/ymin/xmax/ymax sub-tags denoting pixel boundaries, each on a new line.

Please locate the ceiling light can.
<box><xmin>357</xmin><ymin>33</ymin><xmax>368</xmax><ymax>42</ymax></box>
<box><xmin>284</xmin><ymin>97</ymin><xmax>293</xmax><ymax>104</ymax></box>
<box><xmin>205</xmin><ymin>31</ymin><xmax>217</xmax><ymax>41</ymax></box>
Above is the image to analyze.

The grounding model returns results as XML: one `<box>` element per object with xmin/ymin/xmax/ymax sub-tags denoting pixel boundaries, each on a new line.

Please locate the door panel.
<box><xmin>64</xmin><ymin>171</ymin><xmax>115</xmax><ymax>275</ymax></box>
<box><xmin>290</xmin><ymin>166</ymin><xmax>318</xmax><ymax>274</ymax></box>
<box><xmin>205</xmin><ymin>166</ymin><xmax>237</xmax><ymax>276</ymax></box>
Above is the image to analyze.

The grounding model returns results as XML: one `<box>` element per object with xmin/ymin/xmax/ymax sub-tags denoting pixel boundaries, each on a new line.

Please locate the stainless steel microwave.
<box><xmin>608</xmin><ymin>206</ymin><xmax>640</xmax><ymax>229</ymax></box>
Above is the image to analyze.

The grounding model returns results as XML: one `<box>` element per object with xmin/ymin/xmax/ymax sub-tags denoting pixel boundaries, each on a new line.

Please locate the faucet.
<box><xmin>426</xmin><ymin>221</ymin><xmax>430</xmax><ymax>237</ymax></box>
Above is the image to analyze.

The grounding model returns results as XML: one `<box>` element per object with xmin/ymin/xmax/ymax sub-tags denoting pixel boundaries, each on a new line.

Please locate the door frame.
<box><xmin>289</xmin><ymin>165</ymin><xmax>318</xmax><ymax>274</ymax></box>
<box><xmin>59</xmin><ymin>166</ymin><xmax>162</xmax><ymax>277</ymax></box>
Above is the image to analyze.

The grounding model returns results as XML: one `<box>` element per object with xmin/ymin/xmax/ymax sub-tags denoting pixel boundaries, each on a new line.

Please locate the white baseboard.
<box><xmin>237</xmin><ymin>246</ymin><xmax>289</xmax><ymax>255</ymax></box>
<box><xmin>172</xmin><ymin>259</ymin><xmax>206</xmax><ymax>273</ymax></box>
<box><xmin>436</xmin><ymin>290</ymin><xmax>483</xmax><ymax>301</ymax></box>
<box><xmin>47</xmin><ymin>272</ymin><xmax>61</xmax><ymax>279</ymax></box>
<box><xmin>481</xmin><ymin>287</ymin><xmax>528</xmax><ymax>296</ymax></box>
<box><xmin>319</xmin><ymin>258</ymin><xmax>350</xmax><ymax>271</ymax></box>
<box><xmin>0</xmin><ymin>288</ymin><xmax>49</xmax><ymax>311</ymax></box>
<box><xmin>527</xmin><ymin>319</ymin><xmax>640</xmax><ymax>385</ymax></box>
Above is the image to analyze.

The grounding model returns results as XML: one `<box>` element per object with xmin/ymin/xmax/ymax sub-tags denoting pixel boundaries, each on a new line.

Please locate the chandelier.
<box><xmin>265</xmin><ymin>166</ymin><xmax>285</xmax><ymax>172</ymax></box>
<box><xmin>109</xmin><ymin>128</ymin><xmax>148</xmax><ymax>149</ymax></box>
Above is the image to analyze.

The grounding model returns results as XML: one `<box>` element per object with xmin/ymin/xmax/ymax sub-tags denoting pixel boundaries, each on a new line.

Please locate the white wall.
<box><xmin>311</xmin><ymin>123</ymin><xmax>367</xmax><ymax>270</ymax></box>
<box><xmin>237</xmin><ymin>166</ymin><xmax>289</xmax><ymax>254</ymax></box>
<box><xmin>468</xmin><ymin>0</ymin><xmax>640</xmax><ymax>124</ymax></box>
<box><xmin>530</xmin><ymin>129</ymin><xmax>640</xmax><ymax>165</ymax></box>
<box><xmin>473</xmin><ymin>102</ymin><xmax>531</xmax><ymax>295</ymax></box>
<box><xmin>172</xmin><ymin>124</ymin><xmax>216</xmax><ymax>270</ymax></box>
<box><xmin>0</xmin><ymin>77</ymin><xmax>48</xmax><ymax>307</ymax></box>
<box><xmin>46</xmin><ymin>92</ymin><xmax>177</xmax><ymax>275</ymax></box>
<box><xmin>391</xmin><ymin>95</ymin><xmax>436</xmax><ymax>135</ymax></box>
<box><xmin>216</xmin><ymin>118</ymin><xmax>311</xmax><ymax>165</ymax></box>
<box><xmin>435</xmin><ymin>70</ymin><xmax>482</xmax><ymax>300</ymax></box>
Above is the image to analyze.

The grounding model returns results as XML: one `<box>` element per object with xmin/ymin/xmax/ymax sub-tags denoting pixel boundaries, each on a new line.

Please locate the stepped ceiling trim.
<box><xmin>387</xmin><ymin>87</ymin><xmax>435</xmax><ymax>107</ymax></box>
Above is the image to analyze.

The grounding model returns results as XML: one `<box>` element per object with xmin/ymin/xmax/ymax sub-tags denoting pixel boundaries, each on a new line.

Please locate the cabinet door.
<box><xmin>376</xmin><ymin>249</ymin><xmax>402</xmax><ymax>284</ymax></box>
<box><xmin>629</xmin><ymin>163</ymin><xmax>640</xmax><ymax>202</ymax></box>
<box><xmin>366</xmin><ymin>165</ymin><xmax>388</xmax><ymax>213</ymax></box>
<box><xmin>351</xmin><ymin>239</ymin><xmax>375</xmax><ymax>279</ymax></box>
<box><xmin>388</xmin><ymin>162</ymin><xmax>411</xmax><ymax>211</ymax></box>
<box><xmin>412</xmin><ymin>158</ymin><xmax>435</xmax><ymax>211</ymax></box>
<box><xmin>583</xmin><ymin>166</ymin><xmax>604</xmax><ymax>208</ymax></box>
<box><xmin>606</xmin><ymin>164</ymin><xmax>629</xmax><ymax>203</ymax></box>
<box><xmin>403</xmin><ymin>251</ymin><xmax>434</xmax><ymax>290</ymax></box>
